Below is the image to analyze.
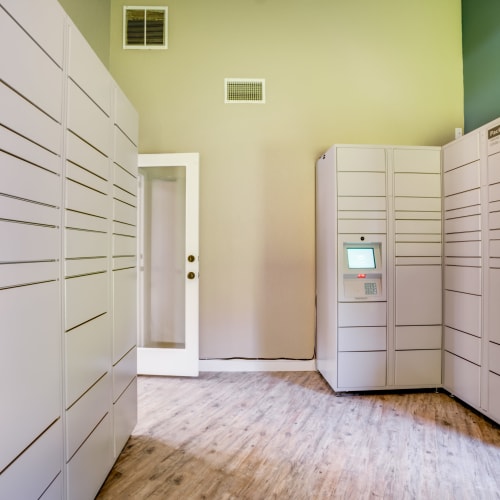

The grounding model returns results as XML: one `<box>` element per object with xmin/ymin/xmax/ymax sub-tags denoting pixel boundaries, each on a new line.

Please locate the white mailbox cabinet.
<box><xmin>316</xmin><ymin>145</ymin><xmax>442</xmax><ymax>391</ymax></box>
<box><xmin>0</xmin><ymin>1</ymin><xmax>138</xmax><ymax>498</ymax></box>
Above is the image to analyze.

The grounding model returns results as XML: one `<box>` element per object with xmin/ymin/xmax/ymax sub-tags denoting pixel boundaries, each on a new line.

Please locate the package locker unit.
<box><xmin>443</xmin><ymin>117</ymin><xmax>500</xmax><ymax>425</ymax></box>
<box><xmin>0</xmin><ymin>1</ymin><xmax>138</xmax><ymax>498</ymax></box>
<box><xmin>316</xmin><ymin>145</ymin><xmax>442</xmax><ymax>392</ymax></box>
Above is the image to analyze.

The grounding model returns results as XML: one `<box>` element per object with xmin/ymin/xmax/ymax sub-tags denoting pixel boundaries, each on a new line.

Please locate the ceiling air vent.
<box><xmin>225</xmin><ymin>78</ymin><xmax>266</xmax><ymax>104</ymax></box>
<box><xmin>123</xmin><ymin>6</ymin><xmax>168</xmax><ymax>49</ymax></box>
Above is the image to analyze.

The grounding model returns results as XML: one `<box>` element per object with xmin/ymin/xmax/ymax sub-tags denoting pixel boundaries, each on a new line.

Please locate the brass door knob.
<box><xmin>187</xmin><ymin>272</ymin><xmax>196</xmax><ymax>279</ymax></box>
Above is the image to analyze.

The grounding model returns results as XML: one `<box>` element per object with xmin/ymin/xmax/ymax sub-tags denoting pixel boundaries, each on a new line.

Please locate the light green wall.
<box><xmin>58</xmin><ymin>0</ymin><xmax>111</xmax><ymax>67</ymax></box>
<box><xmin>109</xmin><ymin>0</ymin><xmax>463</xmax><ymax>359</ymax></box>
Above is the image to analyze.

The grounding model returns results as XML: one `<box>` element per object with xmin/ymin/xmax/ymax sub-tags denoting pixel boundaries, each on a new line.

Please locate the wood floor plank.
<box><xmin>97</xmin><ymin>372</ymin><xmax>500</xmax><ymax>499</ymax></box>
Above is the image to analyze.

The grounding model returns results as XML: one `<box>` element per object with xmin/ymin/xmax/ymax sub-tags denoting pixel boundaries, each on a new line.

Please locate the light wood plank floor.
<box><xmin>97</xmin><ymin>372</ymin><xmax>500</xmax><ymax>499</ymax></box>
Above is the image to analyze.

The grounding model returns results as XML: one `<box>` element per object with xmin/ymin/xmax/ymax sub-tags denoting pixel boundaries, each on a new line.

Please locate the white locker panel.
<box><xmin>395</xmin><ymin>326</ymin><xmax>441</xmax><ymax>350</ymax></box>
<box><xmin>489</xmin><ymin>269</ymin><xmax>500</xmax><ymax>344</ymax></box>
<box><xmin>113</xmin><ymin>234</ymin><xmax>136</xmax><ymax>256</ymax></box>
<box><xmin>65</xmin><ymin>229</ymin><xmax>107</xmax><ymax>259</ymax></box>
<box><xmin>444</xmin><ymin>291</ymin><xmax>482</xmax><ymax>337</ymax></box>
<box><xmin>0</xmin><ymin>282</ymin><xmax>61</xmax><ymax>473</ymax></box>
<box><xmin>444</xmin><ymin>327</ymin><xmax>481</xmax><ymax>365</ymax></box>
<box><xmin>442</xmin><ymin>132</ymin><xmax>480</xmax><ymax>172</ymax></box>
<box><xmin>393</xmin><ymin>148</ymin><xmax>441</xmax><ymax>173</ymax></box>
<box><xmin>65</xmin><ymin>257</ymin><xmax>108</xmax><ymax>278</ymax></box>
<box><xmin>65</xmin><ymin>273</ymin><xmax>108</xmax><ymax>331</ymax></box>
<box><xmin>338</xmin><ymin>211</ymin><xmax>385</xmax><ymax>220</ymax></box>
<box><xmin>113</xmin><ymin>198</ymin><xmax>137</xmax><ymax>225</ymax></box>
<box><xmin>396</xmin><ymin>234</ymin><xmax>441</xmax><ymax>243</ymax></box>
<box><xmin>394</xmin><ymin>173</ymin><xmax>441</xmax><ymax>198</ymax></box>
<box><xmin>113</xmin><ymin>221</ymin><xmax>137</xmax><ymax>237</ymax></box>
<box><xmin>337</xmin><ymin>327</ymin><xmax>386</xmax><ymax>351</ymax></box>
<box><xmin>0</xmin><ymin>196</ymin><xmax>58</xmax><ymax>226</ymax></box>
<box><xmin>65</xmin><ymin>314</ymin><xmax>110</xmax><ymax>408</ymax></box>
<box><xmin>66</xmin><ymin>132</ymin><xmax>109</xmax><ymax>180</ymax></box>
<box><xmin>336</xmin><ymin>147</ymin><xmax>386</xmax><ymax>172</ymax></box>
<box><xmin>395</xmin><ymin>220</ymin><xmax>441</xmax><ymax>234</ymax></box>
<box><xmin>489</xmin><ymin>183</ymin><xmax>500</xmax><ymax>204</ymax></box>
<box><xmin>66</xmin><ymin>162</ymin><xmax>108</xmax><ymax>195</ymax></box>
<box><xmin>66</xmin><ymin>373</ymin><xmax>111</xmax><ymax>460</ymax></box>
<box><xmin>337</xmin><ymin>172</ymin><xmax>386</xmax><ymax>196</ymax></box>
<box><xmin>337</xmin><ymin>219</ymin><xmax>387</xmax><ymax>234</ymax></box>
<box><xmin>113</xmin><ymin>256</ymin><xmax>137</xmax><ymax>270</ymax></box>
<box><xmin>489</xmin><ymin>211</ymin><xmax>500</xmax><ymax>230</ymax></box>
<box><xmin>0</xmin><ymin>9</ymin><xmax>62</xmax><ymax>121</ymax></box>
<box><xmin>0</xmin><ymin>83</ymin><xmax>61</xmax><ymax>154</ymax></box>
<box><xmin>66</xmin><ymin>179</ymin><xmax>108</xmax><ymax>218</ymax></box>
<box><xmin>113</xmin><ymin>185</ymin><xmax>137</xmax><ymax>207</ymax></box>
<box><xmin>338</xmin><ymin>351</ymin><xmax>386</xmax><ymax>388</ymax></box>
<box><xmin>488</xmin><ymin>372</ymin><xmax>500</xmax><ymax>423</ymax></box>
<box><xmin>113</xmin><ymin>378</ymin><xmax>138</xmax><ymax>457</ymax></box>
<box><xmin>66</xmin><ymin>413</ymin><xmax>114</xmax><ymax>500</ymax></box>
<box><xmin>0</xmin><ymin>0</ymin><xmax>64</xmax><ymax>66</ymax></box>
<box><xmin>114</xmin><ymin>163</ymin><xmax>137</xmax><ymax>195</ymax></box>
<box><xmin>394</xmin><ymin>211</ymin><xmax>440</xmax><ymax>221</ymax></box>
<box><xmin>113</xmin><ymin>347</ymin><xmax>137</xmax><ymax>402</ymax></box>
<box><xmin>0</xmin><ymin>222</ymin><xmax>58</xmax><ymax>262</ymax></box>
<box><xmin>337</xmin><ymin>196</ymin><xmax>386</xmax><ymax>211</ymax></box>
<box><xmin>0</xmin><ymin>421</ymin><xmax>62</xmax><ymax>500</ymax></box>
<box><xmin>490</xmin><ymin>200</ymin><xmax>500</xmax><ymax>213</ymax></box>
<box><xmin>67</xmin><ymin>81</ymin><xmax>111</xmax><ymax>156</ymax></box>
<box><xmin>396</xmin><ymin>256</ymin><xmax>442</xmax><ymax>266</ymax></box>
<box><xmin>1</xmin><ymin>152</ymin><xmax>60</xmax><ymax>206</ymax></box>
<box><xmin>445</xmin><ymin>266</ymin><xmax>481</xmax><ymax>295</ymax></box>
<box><xmin>489</xmin><ymin>342</ymin><xmax>500</xmax><ymax>375</ymax></box>
<box><xmin>395</xmin><ymin>266</ymin><xmax>441</xmax><ymax>325</ymax></box>
<box><xmin>395</xmin><ymin>242</ymin><xmax>441</xmax><ymax>257</ymax></box>
<box><xmin>395</xmin><ymin>197</ymin><xmax>441</xmax><ymax>212</ymax></box>
<box><xmin>443</xmin><ymin>161</ymin><xmax>480</xmax><ymax>196</ymax></box>
<box><xmin>66</xmin><ymin>210</ymin><xmax>108</xmax><ymax>233</ymax></box>
<box><xmin>114</xmin><ymin>128</ymin><xmax>138</xmax><ymax>177</ymax></box>
<box><xmin>113</xmin><ymin>268</ymin><xmax>137</xmax><ymax>363</ymax></box>
<box><xmin>445</xmin><ymin>231</ymin><xmax>480</xmax><ymax>242</ymax></box>
<box><xmin>114</xmin><ymin>86</ymin><xmax>139</xmax><ymax>146</ymax></box>
<box><xmin>444</xmin><ymin>241</ymin><xmax>481</xmax><ymax>257</ymax></box>
<box><xmin>0</xmin><ymin>127</ymin><xmax>60</xmax><ymax>175</ymax></box>
<box><xmin>444</xmin><ymin>214</ymin><xmax>481</xmax><ymax>234</ymax></box>
<box><xmin>445</xmin><ymin>256</ymin><xmax>482</xmax><ymax>267</ymax></box>
<box><xmin>444</xmin><ymin>205</ymin><xmax>480</xmax><ymax>219</ymax></box>
<box><xmin>338</xmin><ymin>302</ymin><xmax>386</xmax><ymax>327</ymax></box>
<box><xmin>68</xmin><ymin>24</ymin><xmax>112</xmax><ymax>116</ymax></box>
<box><xmin>395</xmin><ymin>350</ymin><xmax>441</xmax><ymax>386</ymax></box>
<box><xmin>0</xmin><ymin>262</ymin><xmax>58</xmax><ymax>289</ymax></box>
<box><xmin>444</xmin><ymin>352</ymin><xmax>480</xmax><ymax>408</ymax></box>
<box><xmin>488</xmin><ymin>151</ymin><xmax>500</xmax><ymax>184</ymax></box>
<box><xmin>444</xmin><ymin>189</ymin><xmax>481</xmax><ymax>212</ymax></box>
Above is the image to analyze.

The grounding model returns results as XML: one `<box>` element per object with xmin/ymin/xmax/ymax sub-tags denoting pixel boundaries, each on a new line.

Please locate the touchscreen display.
<box><xmin>346</xmin><ymin>247</ymin><xmax>376</xmax><ymax>269</ymax></box>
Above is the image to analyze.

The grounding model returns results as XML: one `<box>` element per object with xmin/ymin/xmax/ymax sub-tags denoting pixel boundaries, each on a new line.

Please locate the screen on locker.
<box><xmin>346</xmin><ymin>247</ymin><xmax>376</xmax><ymax>269</ymax></box>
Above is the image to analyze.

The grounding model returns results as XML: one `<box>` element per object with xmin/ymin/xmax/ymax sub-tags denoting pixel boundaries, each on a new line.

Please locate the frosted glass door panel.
<box><xmin>140</xmin><ymin>166</ymin><xmax>186</xmax><ymax>349</ymax></box>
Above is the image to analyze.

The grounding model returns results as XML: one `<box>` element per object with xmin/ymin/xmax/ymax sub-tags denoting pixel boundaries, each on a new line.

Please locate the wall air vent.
<box><xmin>225</xmin><ymin>78</ymin><xmax>266</xmax><ymax>103</ymax></box>
<box><xmin>123</xmin><ymin>6</ymin><xmax>168</xmax><ymax>49</ymax></box>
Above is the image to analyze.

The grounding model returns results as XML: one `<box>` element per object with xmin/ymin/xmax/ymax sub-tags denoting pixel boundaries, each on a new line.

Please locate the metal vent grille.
<box><xmin>225</xmin><ymin>79</ymin><xmax>266</xmax><ymax>103</ymax></box>
<box><xmin>123</xmin><ymin>6</ymin><xmax>168</xmax><ymax>49</ymax></box>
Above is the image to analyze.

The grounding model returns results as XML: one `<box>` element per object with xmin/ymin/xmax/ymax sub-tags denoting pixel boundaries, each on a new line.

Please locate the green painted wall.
<box><xmin>462</xmin><ymin>0</ymin><xmax>500</xmax><ymax>132</ymax></box>
<box><xmin>58</xmin><ymin>0</ymin><xmax>111</xmax><ymax>67</ymax></box>
<box><xmin>107</xmin><ymin>0</ymin><xmax>463</xmax><ymax>359</ymax></box>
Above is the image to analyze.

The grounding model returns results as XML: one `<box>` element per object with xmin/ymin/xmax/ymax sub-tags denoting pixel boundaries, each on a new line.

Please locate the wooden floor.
<box><xmin>97</xmin><ymin>372</ymin><xmax>500</xmax><ymax>499</ymax></box>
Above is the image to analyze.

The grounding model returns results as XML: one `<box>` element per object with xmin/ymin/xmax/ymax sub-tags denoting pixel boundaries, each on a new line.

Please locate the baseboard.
<box><xmin>199</xmin><ymin>358</ymin><xmax>317</xmax><ymax>372</ymax></box>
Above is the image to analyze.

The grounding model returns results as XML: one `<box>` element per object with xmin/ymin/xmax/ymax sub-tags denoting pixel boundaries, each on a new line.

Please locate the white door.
<box><xmin>137</xmin><ymin>153</ymin><xmax>199</xmax><ymax>376</ymax></box>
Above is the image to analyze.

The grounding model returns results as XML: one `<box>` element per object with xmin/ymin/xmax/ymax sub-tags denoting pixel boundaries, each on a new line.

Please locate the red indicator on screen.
<box><xmin>357</xmin><ymin>274</ymin><xmax>366</xmax><ymax>279</ymax></box>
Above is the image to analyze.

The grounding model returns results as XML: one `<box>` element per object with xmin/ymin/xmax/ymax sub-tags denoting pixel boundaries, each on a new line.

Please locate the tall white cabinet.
<box><xmin>316</xmin><ymin>145</ymin><xmax>442</xmax><ymax>392</ymax></box>
<box><xmin>443</xmin><ymin>117</ymin><xmax>500</xmax><ymax>426</ymax></box>
<box><xmin>0</xmin><ymin>1</ymin><xmax>138</xmax><ymax>498</ymax></box>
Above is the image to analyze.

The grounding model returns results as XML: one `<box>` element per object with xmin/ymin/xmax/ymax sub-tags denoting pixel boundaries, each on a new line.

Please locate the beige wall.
<box><xmin>58</xmin><ymin>0</ymin><xmax>111</xmax><ymax>67</ymax></box>
<box><xmin>108</xmin><ymin>0</ymin><xmax>463</xmax><ymax>359</ymax></box>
